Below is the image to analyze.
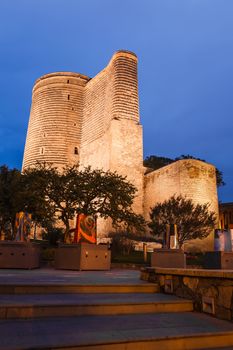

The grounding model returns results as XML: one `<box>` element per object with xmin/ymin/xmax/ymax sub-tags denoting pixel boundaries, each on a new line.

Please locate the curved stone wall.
<box><xmin>22</xmin><ymin>72</ymin><xmax>89</xmax><ymax>170</ymax></box>
<box><xmin>144</xmin><ymin>159</ymin><xmax>219</xmax><ymax>251</ymax></box>
<box><xmin>81</xmin><ymin>50</ymin><xmax>139</xmax><ymax>148</ymax></box>
<box><xmin>80</xmin><ymin>50</ymin><xmax>143</xmax><ymax>215</ymax></box>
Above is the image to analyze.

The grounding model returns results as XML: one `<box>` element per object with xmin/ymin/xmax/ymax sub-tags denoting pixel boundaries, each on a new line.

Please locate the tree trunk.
<box><xmin>63</xmin><ymin>220</ymin><xmax>70</xmax><ymax>243</ymax></box>
<box><xmin>178</xmin><ymin>241</ymin><xmax>183</xmax><ymax>250</ymax></box>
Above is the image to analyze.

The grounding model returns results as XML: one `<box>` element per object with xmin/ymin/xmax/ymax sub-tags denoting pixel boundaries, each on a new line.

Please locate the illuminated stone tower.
<box><xmin>23</xmin><ymin>72</ymin><xmax>89</xmax><ymax>170</ymax></box>
<box><xmin>23</xmin><ymin>50</ymin><xmax>218</xmax><ymax>250</ymax></box>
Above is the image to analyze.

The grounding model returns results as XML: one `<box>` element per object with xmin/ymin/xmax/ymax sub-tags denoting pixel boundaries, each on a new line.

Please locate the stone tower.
<box><xmin>23</xmin><ymin>72</ymin><xmax>89</xmax><ymax>170</ymax></box>
<box><xmin>23</xmin><ymin>50</ymin><xmax>219</xmax><ymax>251</ymax></box>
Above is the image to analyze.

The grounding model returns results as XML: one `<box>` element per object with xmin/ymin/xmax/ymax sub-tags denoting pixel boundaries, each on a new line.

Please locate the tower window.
<box><xmin>40</xmin><ymin>147</ymin><xmax>44</xmax><ymax>155</ymax></box>
<box><xmin>68</xmin><ymin>94</ymin><xmax>70</xmax><ymax>100</ymax></box>
<box><xmin>74</xmin><ymin>147</ymin><xmax>78</xmax><ymax>155</ymax></box>
<box><xmin>67</xmin><ymin>80</ymin><xmax>69</xmax><ymax>84</ymax></box>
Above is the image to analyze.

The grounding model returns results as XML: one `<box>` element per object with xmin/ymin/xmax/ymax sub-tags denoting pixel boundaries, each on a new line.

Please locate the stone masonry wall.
<box><xmin>144</xmin><ymin>159</ymin><xmax>219</xmax><ymax>251</ymax></box>
<box><xmin>23</xmin><ymin>72</ymin><xmax>89</xmax><ymax>170</ymax></box>
<box><xmin>80</xmin><ymin>51</ymin><xmax>143</xmax><ymax>223</ymax></box>
<box><xmin>141</xmin><ymin>268</ymin><xmax>233</xmax><ymax>322</ymax></box>
<box><xmin>22</xmin><ymin>51</ymin><xmax>219</xmax><ymax>245</ymax></box>
<box><xmin>80</xmin><ymin>50</ymin><xmax>141</xmax><ymax>169</ymax></box>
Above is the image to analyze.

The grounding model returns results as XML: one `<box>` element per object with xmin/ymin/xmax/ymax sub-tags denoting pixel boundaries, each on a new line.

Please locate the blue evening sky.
<box><xmin>0</xmin><ymin>0</ymin><xmax>232</xmax><ymax>202</ymax></box>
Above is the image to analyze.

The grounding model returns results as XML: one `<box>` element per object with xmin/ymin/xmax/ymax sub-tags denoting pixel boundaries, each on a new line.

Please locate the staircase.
<box><xmin>0</xmin><ymin>269</ymin><xmax>233</xmax><ymax>349</ymax></box>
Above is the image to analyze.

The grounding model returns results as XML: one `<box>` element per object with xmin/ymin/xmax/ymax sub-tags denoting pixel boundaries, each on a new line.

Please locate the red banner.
<box><xmin>73</xmin><ymin>214</ymin><xmax>96</xmax><ymax>244</ymax></box>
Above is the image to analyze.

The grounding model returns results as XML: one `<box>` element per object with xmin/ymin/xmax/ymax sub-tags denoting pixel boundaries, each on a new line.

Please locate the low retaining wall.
<box><xmin>141</xmin><ymin>267</ymin><xmax>233</xmax><ymax>321</ymax></box>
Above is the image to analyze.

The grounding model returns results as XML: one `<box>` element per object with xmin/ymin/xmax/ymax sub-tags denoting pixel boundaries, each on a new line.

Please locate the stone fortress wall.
<box><xmin>144</xmin><ymin>159</ymin><xmax>219</xmax><ymax>251</ymax></box>
<box><xmin>23</xmin><ymin>50</ymin><xmax>219</xmax><ymax>251</ymax></box>
<box><xmin>80</xmin><ymin>51</ymin><xmax>143</xmax><ymax>216</ymax></box>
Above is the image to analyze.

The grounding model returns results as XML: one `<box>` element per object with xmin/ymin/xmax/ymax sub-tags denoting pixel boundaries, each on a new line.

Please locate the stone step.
<box><xmin>1</xmin><ymin>312</ymin><xmax>233</xmax><ymax>349</ymax></box>
<box><xmin>0</xmin><ymin>283</ymin><xmax>159</xmax><ymax>294</ymax></box>
<box><xmin>0</xmin><ymin>293</ymin><xmax>193</xmax><ymax>319</ymax></box>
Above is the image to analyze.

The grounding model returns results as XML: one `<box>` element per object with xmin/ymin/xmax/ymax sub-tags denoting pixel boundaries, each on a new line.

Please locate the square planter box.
<box><xmin>151</xmin><ymin>249</ymin><xmax>186</xmax><ymax>268</ymax></box>
<box><xmin>204</xmin><ymin>251</ymin><xmax>233</xmax><ymax>269</ymax></box>
<box><xmin>0</xmin><ymin>241</ymin><xmax>40</xmax><ymax>269</ymax></box>
<box><xmin>55</xmin><ymin>243</ymin><xmax>111</xmax><ymax>270</ymax></box>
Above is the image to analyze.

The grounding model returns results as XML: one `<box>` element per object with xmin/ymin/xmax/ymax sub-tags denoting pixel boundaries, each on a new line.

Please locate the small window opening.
<box><xmin>74</xmin><ymin>123</ymin><xmax>77</xmax><ymax>126</ymax></box>
<box><xmin>68</xmin><ymin>94</ymin><xmax>70</xmax><ymax>100</ymax></box>
<box><xmin>40</xmin><ymin>147</ymin><xmax>44</xmax><ymax>155</ymax></box>
<box><xmin>74</xmin><ymin>147</ymin><xmax>78</xmax><ymax>155</ymax></box>
<box><xmin>67</xmin><ymin>80</ymin><xmax>69</xmax><ymax>84</ymax></box>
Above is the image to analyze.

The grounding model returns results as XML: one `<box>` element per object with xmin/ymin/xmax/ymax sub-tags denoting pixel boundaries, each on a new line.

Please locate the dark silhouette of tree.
<box><xmin>149</xmin><ymin>195</ymin><xmax>216</xmax><ymax>248</ymax></box>
<box><xmin>24</xmin><ymin>163</ymin><xmax>146</xmax><ymax>239</ymax></box>
<box><xmin>22</xmin><ymin>163</ymin><xmax>57</xmax><ymax>230</ymax></box>
<box><xmin>0</xmin><ymin>165</ymin><xmax>22</xmax><ymax>238</ymax></box>
<box><xmin>144</xmin><ymin>155</ymin><xmax>173</xmax><ymax>172</ymax></box>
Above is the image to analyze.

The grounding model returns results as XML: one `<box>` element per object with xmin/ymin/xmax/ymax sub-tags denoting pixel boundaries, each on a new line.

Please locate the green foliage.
<box><xmin>22</xmin><ymin>162</ymin><xmax>56</xmax><ymax>228</ymax></box>
<box><xmin>41</xmin><ymin>227</ymin><xmax>64</xmax><ymax>246</ymax></box>
<box><xmin>0</xmin><ymin>162</ymin><xmax>146</xmax><ymax>240</ymax></box>
<box><xmin>111</xmin><ymin>250</ymin><xmax>150</xmax><ymax>264</ymax></box>
<box><xmin>40</xmin><ymin>247</ymin><xmax>56</xmax><ymax>261</ymax></box>
<box><xmin>144</xmin><ymin>154</ymin><xmax>225</xmax><ymax>187</ymax></box>
<box><xmin>24</xmin><ymin>163</ymin><xmax>146</xmax><ymax>239</ymax></box>
<box><xmin>149</xmin><ymin>195</ymin><xmax>216</xmax><ymax>248</ymax></box>
<box><xmin>0</xmin><ymin>165</ymin><xmax>22</xmax><ymax>237</ymax></box>
<box><xmin>109</xmin><ymin>232</ymin><xmax>135</xmax><ymax>256</ymax></box>
<box><xmin>0</xmin><ymin>164</ymin><xmax>56</xmax><ymax>239</ymax></box>
<box><xmin>144</xmin><ymin>155</ymin><xmax>174</xmax><ymax>171</ymax></box>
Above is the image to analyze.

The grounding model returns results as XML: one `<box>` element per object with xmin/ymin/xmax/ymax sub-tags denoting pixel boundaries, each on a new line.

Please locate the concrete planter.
<box><xmin>0</xmin><ymin>241</ymin><xmax>40</xmax><ymax>269</ymax></box>
<box><xmin>151</xmin><ymin>249</ymin><xmax>186</xmax><ymax>268</ymax></box>
<box><xmin>55</xmin><ymin>243</ymin><xmax>111</xmax><ymax>271</ymax></box>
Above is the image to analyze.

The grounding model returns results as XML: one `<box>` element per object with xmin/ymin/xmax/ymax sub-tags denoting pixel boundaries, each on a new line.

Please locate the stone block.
<box><xmin>217</xmin><ymin>286</ymin><xmax>233</xmax><ymax>309</ymax></box>
<box><xmin>183</xmin><ymin>277</ymin><xmax>199</xmax><ymax>291</ymax></box>
<box><xmin>151</xmin><ymin>249</ymin><xmax>186</xmax><ymax>268</ymax></box>
<box><xmin>55</xmin><ymin>243</ymin><xmax>111</xmax><ymax>270</ymax></box>
<box><xmin>0</xmin><ymin>242</ymin><xmax>40</xmax><ymax>269</ymax></box>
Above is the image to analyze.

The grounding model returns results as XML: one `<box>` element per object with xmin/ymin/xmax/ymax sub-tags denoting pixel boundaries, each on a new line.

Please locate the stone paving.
<box><xmin>0</xmin><ymin>268</ymin><xmax>233</xmax><ymax>349</ymax></box>
<box><xmin>1</xmin><ymin>312</ymin><xmax>233</xmax><ymax>349</ymax></box>
<box><xmin>0</xmin><ymin>268</ymin><xmax>143</xmax><ymax>285</ymax></box>
<box><xmin>0</xmin><ymin>291</ymin><xmax>188</xmax><ymax>306</ymax></box>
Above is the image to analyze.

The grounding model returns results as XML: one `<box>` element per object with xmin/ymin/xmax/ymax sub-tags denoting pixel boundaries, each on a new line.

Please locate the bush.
<box><xmin>41</xmin><ymin>247</ymin><xmax>56</xmax><ymax>261</ymax></box>
<box><xmin>42</xmin><ymin>227</ymin><xmax>64</xmax><ymax>246</ymax></box>
<box><xmin>109</xmin><ymin>232</ymin><xmax>135</xmax><ymax>256</ymax></box>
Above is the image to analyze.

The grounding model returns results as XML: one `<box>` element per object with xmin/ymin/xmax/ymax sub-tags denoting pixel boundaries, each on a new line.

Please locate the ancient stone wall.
<box><xmin>22</xmin><ymin>51</ymin><xmax>219</xmax><ymax>247</ymax></box>
<box><xmin>23</xmin><ymin>51</ymin><xmax>144</xmax><ymax>238</ymax></box>
<box><xmin>144</xmin><ymin>159</ymin><xmax>219</xmax><ymax>251</ymax></box>
<box><xmin>80</xmin><ymin>51</ymin><xmax>143</xmax><ymax>214</ymax></box>
<box><xmin>22</xmin><ymin>72</ymin><xmax>89</xmax><ymax>170</ymax></box>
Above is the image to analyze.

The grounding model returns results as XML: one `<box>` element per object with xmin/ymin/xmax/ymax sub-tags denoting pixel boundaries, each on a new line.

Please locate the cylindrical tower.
<box><xmin>22</xmin><ymin>72</ymin><xmax>90</xmax><ymax>170</ymax></box>
<box><xmin>111</xmin><ymin>50</ymin><xmax>139</xmax><ymax>122</ymax></box>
